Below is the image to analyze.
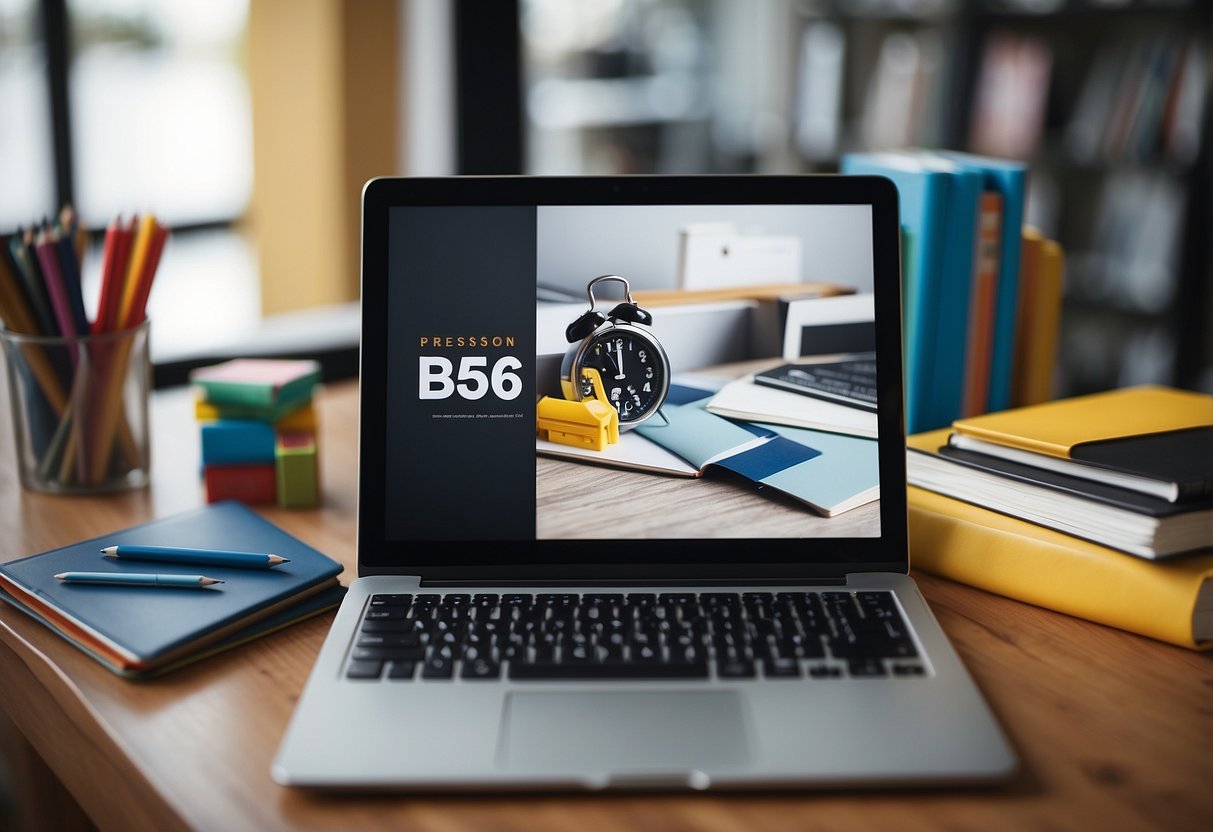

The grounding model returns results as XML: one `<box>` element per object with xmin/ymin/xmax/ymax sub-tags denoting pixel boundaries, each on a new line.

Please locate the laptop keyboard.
<box><xmin>346</xmin><ymin>590</ymin><xmax>925</xmax><ymax>682</ymax></box>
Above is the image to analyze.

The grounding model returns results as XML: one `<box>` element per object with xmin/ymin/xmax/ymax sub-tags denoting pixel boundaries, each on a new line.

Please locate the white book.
<box><xmin>705</xmin><ymin>375</ymin><xmax>878</xmax><ymax>439</ymax></box>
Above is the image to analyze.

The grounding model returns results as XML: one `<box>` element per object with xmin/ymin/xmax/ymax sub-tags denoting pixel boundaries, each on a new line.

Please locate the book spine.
<box><xmin>927</xmin><ymin>171</ymin><xmax>980</xmax><ymax>431</ymax></box>
<box><xmin>908</xmin><ymin>485</ymin><xmax>1212</xmax><ymax>650</ymax></box>
<box><xmin>1019</xmin><ymin>238</ymin><xmax>1064</xmax><ymax>406</ymax></box>
<box><xmin>1011</xmin><ymin>227</ymin><xmax>1044</xmax><ymax>408</ymax></box>
<box><xmin>984</xmin><ymin>169</ymin><xmax>1027</xmax><ymax>413</ymax></box>
<box><xmin>962</xmin><ymin>192</ymin><xmax>1002</xmax><ymax>417</ymax></box>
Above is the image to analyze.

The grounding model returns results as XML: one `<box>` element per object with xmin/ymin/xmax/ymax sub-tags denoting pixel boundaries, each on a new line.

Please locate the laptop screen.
<box><xmin>358</xmin><ymin>176</ymin><xmax>907</xmax><ymax>581</ymax></box>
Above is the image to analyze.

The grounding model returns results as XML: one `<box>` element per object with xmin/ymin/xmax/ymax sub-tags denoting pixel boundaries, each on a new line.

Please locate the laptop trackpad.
<box><xmin>501</xmin><ymin>691</ymin><xmax>751</xmax><ymax>778</ymax></box>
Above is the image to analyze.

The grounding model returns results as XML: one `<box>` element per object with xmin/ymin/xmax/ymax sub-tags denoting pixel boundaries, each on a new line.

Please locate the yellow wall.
<box><xmin>248</xmin><ymin>0</ymin><xmax>400</xmax><ymax>315</ymax></box>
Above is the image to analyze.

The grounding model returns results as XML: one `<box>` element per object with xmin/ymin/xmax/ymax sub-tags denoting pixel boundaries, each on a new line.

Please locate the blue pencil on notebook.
<box><xmin>101</xmin><ymin>544</ymin><xmax>290</xmax><ymax>569</ymax></box>
<box><xmin>55</xmin><ymin>571</ymin><xmax>223</xmax><ymax>588</ymax></box>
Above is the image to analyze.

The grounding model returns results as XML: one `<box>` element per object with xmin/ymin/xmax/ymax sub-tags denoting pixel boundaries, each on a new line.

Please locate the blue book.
<box><xmin>929</xmin><ymin>151</ymin><xmax>1028</xmax><ymax>413</ymax></box>
<box><xmin>201</xmin><ymin>419</ymin><xmax>278</xmax><ymax>465</ymax></box>
<box><xmin>915</xmin><ymin>153</ymin><xmax>983</xmax><ymax>430</ymax></box>
<box><xmin>841</xmin><ymin>152</ymin><xmax>964</xmax><ymax>432</ymax></box>
<box><xmin>0</xmin><ymin>501</ymin><xmax>345</xmax><ymax>677</ymax></box>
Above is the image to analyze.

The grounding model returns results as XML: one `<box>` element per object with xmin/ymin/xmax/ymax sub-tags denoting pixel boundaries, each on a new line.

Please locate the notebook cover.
<box><xmin>0</xmin><ymin>501</ymin><xmax>344</xmax><ymax>671</ymax></box>
<box><xmin>1070</xmin><ymin>426</ymin><xmax>1213</xmax><ymax>494</ymax></box>
<box><xmin>950</xmin><ymin>385</ymin><xmax>1213</xmax><ymax>461</ymax></box>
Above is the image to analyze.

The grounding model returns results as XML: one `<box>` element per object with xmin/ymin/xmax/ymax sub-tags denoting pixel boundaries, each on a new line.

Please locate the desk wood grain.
<box><xmin>0</xmin><ymin>380</ymin><xmax>1210</xmax><ymax>832</ymax></box>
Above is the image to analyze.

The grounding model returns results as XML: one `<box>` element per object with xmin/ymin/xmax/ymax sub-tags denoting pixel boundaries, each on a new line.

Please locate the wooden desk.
<box><xmin>0</xmin><ymin>380</ymin><xmax>1210</xmax><ymax>832</ymax></box>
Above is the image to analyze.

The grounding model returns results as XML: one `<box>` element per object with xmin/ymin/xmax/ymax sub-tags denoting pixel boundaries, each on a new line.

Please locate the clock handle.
<box><xmin>585</xmin><ymin>274</ymin><xmax>655</xmax><ymax>327</ymax></box>
<box><xmin>567</xmin><ymin>275</ymin><xmax>640</xmax><ymax>344</ymax></box>
<box><xmin>584</xmin><ymin>274</ymin><xmax>635</xmax><ymax>307</ymax></box>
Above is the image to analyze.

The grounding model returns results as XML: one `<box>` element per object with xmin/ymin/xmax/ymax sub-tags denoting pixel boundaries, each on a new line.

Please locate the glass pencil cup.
<box><xmin>0</xmin><ymin>320</ymin><xmax>151</xmax><ymax>494</ymax></box>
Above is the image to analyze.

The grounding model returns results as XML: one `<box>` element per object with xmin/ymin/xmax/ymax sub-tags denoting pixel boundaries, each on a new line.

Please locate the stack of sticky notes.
<box><xmin>189</xmin><ymin>358</ymin><xmax>323</xmax><ymax>507</ymax></box>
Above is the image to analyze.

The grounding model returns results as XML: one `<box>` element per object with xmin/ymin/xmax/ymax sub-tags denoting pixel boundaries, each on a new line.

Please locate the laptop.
<box><xmin>271</xmin><ymin>174</ymin><xmax>1017</xmax><ymax>791</ymax></box>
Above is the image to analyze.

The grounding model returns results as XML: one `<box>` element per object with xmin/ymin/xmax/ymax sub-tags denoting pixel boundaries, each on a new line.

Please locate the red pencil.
<box><xmin>96</xmin><ymin>216</ymin><xmax>135</xmax><ymax>333</ymax></box>
<box><xmin>92</xmin><ymin>217</ymin><xmax>121</xmax><ymax>334</ymax></box>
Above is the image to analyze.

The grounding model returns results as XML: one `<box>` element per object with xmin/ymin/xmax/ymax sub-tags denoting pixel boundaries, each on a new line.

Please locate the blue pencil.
<box><xmin>100</xmin><ymin>544</ymin><xmax>290</xmax><ymax>569</ymax></box>
<box><xmin>55</xmin><ymin>571</ymin><xmax>223</xmax><ymax>588</ymax></box>
<box><xmin>53</xmin><ymin>226</ymin><xmax>90</xmax><ymax>335</ymax></box>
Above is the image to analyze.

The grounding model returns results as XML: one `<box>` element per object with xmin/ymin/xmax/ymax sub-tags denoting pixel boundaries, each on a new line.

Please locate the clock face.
<box><xmin>578</xmin><ymin>327</ymin><xmax>668</xmax><ymax>424</ymax></box>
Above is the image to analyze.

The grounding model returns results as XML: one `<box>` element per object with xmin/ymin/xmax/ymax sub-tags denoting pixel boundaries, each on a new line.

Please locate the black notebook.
<box><xmin>752</xmin><ymin>353</ymin><xmax>879</xmax><ymax>412</ymax></box>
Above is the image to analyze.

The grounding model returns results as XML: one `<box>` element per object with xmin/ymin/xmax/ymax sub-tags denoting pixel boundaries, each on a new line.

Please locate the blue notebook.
<box><xmin>0</xmin><ymin>500</ymin><xmax>345</xmax><ymax>678</ymax></box>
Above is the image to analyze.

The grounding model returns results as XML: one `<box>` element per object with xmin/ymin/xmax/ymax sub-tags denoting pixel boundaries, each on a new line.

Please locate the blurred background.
<box><xmin>0</xmin><ymin>0</ymin><xmax>1209</xmax><ymax>399</ymax></box>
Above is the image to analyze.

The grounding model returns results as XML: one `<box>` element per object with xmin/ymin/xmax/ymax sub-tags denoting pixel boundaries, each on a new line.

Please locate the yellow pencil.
<box><xmin>118</xmin><ymin>215</ymin><xmax>157</xmax><ymax>329</ymax></box>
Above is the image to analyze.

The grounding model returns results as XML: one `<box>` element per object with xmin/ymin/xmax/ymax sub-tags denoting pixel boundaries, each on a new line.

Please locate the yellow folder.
<box><xmin>951</xmin><ymin>385</ymin><xmax>1213</xmax><ymax>459</ymax></box>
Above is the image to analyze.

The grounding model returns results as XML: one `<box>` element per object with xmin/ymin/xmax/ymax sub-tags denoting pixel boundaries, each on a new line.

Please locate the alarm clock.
<box><xmin>560</xmin><ymin>275</ymin><xmax>670</xmax><ymax>430</ymax></box>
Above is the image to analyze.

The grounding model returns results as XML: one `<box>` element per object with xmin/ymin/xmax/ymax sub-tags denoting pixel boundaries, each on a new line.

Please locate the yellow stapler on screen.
<box><xmin>536</xmin><ymin>368</ymin><xmax>619</xmax><ymax>451</ymax></box>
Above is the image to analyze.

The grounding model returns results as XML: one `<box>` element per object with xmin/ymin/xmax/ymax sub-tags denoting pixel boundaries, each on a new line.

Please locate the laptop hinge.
<box><xmin>419</xmin><ymin>577</ymin><xmax>850</xmax><ymax>588</ymax></box>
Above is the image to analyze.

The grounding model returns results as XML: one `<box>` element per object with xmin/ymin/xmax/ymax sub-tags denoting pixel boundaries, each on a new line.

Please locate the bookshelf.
<box><xmin>517</xmin><ymin>0</ymin><xmax>1212</xmax><ymax>399</ymax></box>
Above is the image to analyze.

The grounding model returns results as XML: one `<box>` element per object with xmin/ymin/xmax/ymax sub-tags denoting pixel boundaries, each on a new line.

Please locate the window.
<box><xmin>4</xmin><ymin>0</ymin><xmax>260</xmax><ymax>365</ymax></box>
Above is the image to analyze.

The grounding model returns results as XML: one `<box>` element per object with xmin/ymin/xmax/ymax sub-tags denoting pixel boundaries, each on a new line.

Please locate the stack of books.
<box><xmin>841</xmin><ymin>150</ymin><xmax>1064</xmax><ymax>433</ymax></box>
<box><xmin>0</xmin><ymin>501</ymin><xmax>344</xmax><ymax>677</ymax></box>
<box><xmin>906</xmin><ymin>385</ymin><xmax>1213</xmax><ymax>649</ymax></box>
<box><xmin>190</xmin><ymin>358</ymin><xmax>322</xmax><ymax>507</ymax></box>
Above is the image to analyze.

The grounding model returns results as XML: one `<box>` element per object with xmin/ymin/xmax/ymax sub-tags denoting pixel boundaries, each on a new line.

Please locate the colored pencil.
<box><xmin>124</xmin><ymin>222</ymin><xmax>168</xmax><ymax>327</ymax></box>
<box><xmin>101</xmin><ymin>545</ymin><xmax>290</xmax><ymax>569</ymax></box>
<box><xmin>8</xmin><ymin>230</ymin><xmax>58</xmax><ymax>336</ymax></box>
<box><xmin>34</xmin><ymin>227</ymin><xmax>80</xmax><ymax>343</ymax></box>
<box><xmin>0</xmin><ymin>253</ymin><xmax>67</xmax><ymax>414</ymax></box>
<box><xmin>119</xmin><ymin>214</ymin><xmax>157</xmax><ymax>329</ymax></box>
<box><xmin>53</xmin><ymin>224</ymin><xmax>90</xmax><ymax>334</ymax></box>
<box><xmin>0</xmin><ymin>241</ymin><xmax>34</xmax><ymax>333</ymax></box>
<box><xmin>92</xmin><ymin>217</ymin><xmax>124</xmax><ymax>334</ymax></box>
<box><xmin>54</xmin><ymin>572</ymin><xmax>224</xmax><ymax>588</ymax></box>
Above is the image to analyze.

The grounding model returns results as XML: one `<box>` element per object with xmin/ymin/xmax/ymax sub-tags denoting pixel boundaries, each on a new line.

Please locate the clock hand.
<box><xmin>613</xmin><ymin>340</ymin><xmax>626</xmax><ymax>380</ymax></box>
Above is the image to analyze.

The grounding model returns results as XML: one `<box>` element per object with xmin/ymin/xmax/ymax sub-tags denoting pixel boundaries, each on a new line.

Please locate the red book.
<box><xmin>204</xmin><ymin>464</ymin><xmax>278</xmax><ymax>505</ymax></box>
<box><xmin>962</xmin><ymin>192</ymin><xmax>1003</xmax><ymax>417</ymax></box>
